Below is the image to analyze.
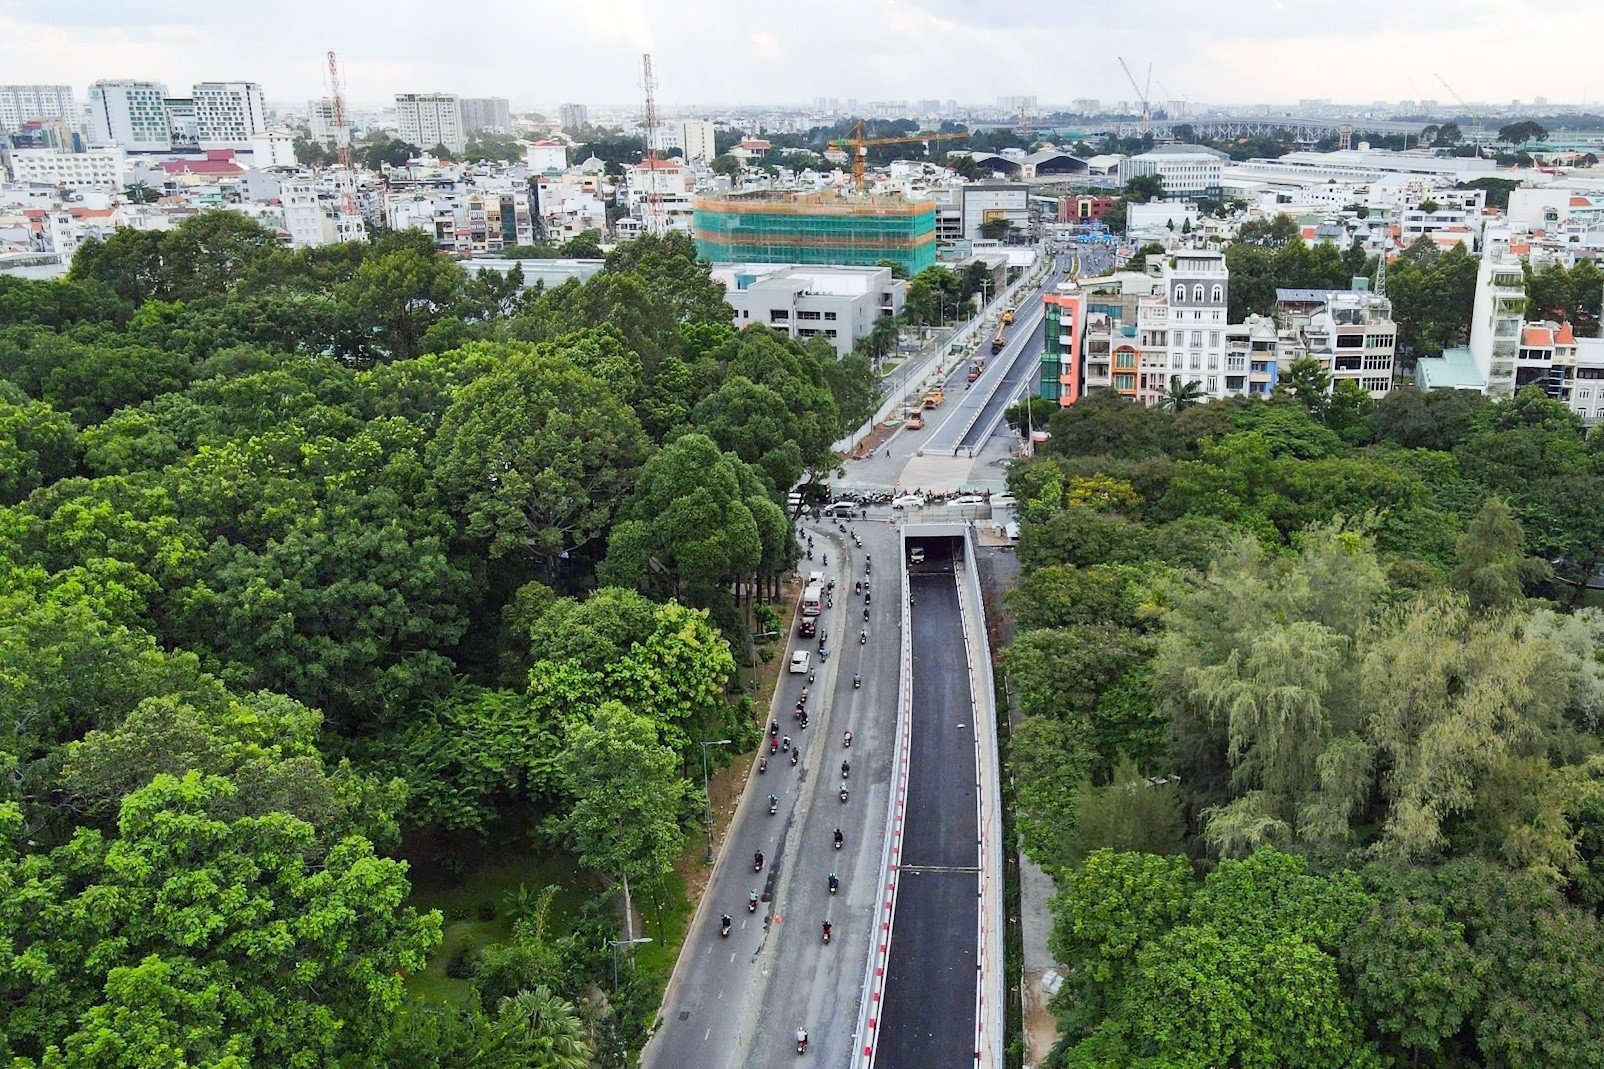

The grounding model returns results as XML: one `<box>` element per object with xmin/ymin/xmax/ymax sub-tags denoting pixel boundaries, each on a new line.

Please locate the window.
<box><xmin>1191</xmin><ymin>331</ymin><xmax>1202</xmax><ymax>347</ymax></box>
<box><xmin>1362</xmin><ymin>377</ymin><xmax>1390</xmax><ymax>392</ymax></box>
<box><xmin>1211</xmin><ymin>285</ymin><xmax>1223</xmax><ymax>303</ymax></box>
<box><xmin>1362</xmin><ymin>354</ymin><xmax>1391</xmax><ymax>370</ymax></box>
<box><xmin>823</xmin><ymin>311</ymin><xmax>837</xmax><ymax>320</ymax></box>
<box><xmin>1189</xmin><ymin>355</ymin><xmax>1200</xmax><ymax>370</ymax></box>
<box><xmin>1206</xmin><ymin>377</ymin><xmax>1218</xmax><ymax>393</ymax></box>
<box><xmin>1207</xmin><ymin>355</ymin><xmax>1218</xmax><ymax>370</ymax></box>
<box><xmin>797</xmin><ymin>310</ymin><xmax>821</xmax><ymax>320</ymax></box>
<box><xmin>1209</xmin><ymin>331</ymin><xmax>1220</xmax><ymax>347</ymax></box>
<box><xmin>741</xmin><ymin>310</ymin><xmax>749</xmax><ymax>319</ymax></box>
<box><xmin>770</xmin><ymin>309</ymin><xmax>790</xmax><ymax>321</ymax></box>
<box><xmin>1174</xmin><ymin>285</ymin><xmax>1185</xmax><ymax>301</ymax></box>
<box><xmin>1194</xmin><ymin>285</ymin><xmax>1204</xmax><ymax>303</ymax></box>
<box><xmin>825</xmin><ymin>329</ymin><xmax>838</xmax><ymax>338</ymax></box>
<box><xmin>1582</xmin><ymin>389</ymin><xmax>1594</xmax><ymax>401</ymax></box>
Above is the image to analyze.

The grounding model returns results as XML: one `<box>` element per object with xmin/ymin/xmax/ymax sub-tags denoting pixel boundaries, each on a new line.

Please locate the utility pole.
<box><xmin>699</xmin><ymin>739</ymin><xmax>732</xmax><ymax>863</ymax></box>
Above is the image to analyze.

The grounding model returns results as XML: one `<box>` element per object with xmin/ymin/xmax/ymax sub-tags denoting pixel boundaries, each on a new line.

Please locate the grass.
<box><xmin>405</xmin><ymin>849</ymin><xmax>592</xmax><ymax>1007</ymax></box>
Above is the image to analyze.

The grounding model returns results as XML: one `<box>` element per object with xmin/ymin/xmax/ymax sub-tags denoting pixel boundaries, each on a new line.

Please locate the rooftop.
<box><xmin>1416</xmin><ymin>346</ymin><xmax>1486</xmax><ymax>391</ymax></box>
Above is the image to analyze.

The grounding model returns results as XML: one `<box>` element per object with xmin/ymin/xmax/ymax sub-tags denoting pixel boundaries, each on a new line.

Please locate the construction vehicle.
<box><xmin>1001</xmin><ymin>307</ymin><xmax>1016</xmax><ymax>325</ymax></box>
<box><xmin>829</xmin><ymin>121</ymin><xmax>970</xmax><ymax>193</ymax></box>
<box><xmin>966</xmin><ymin>357</ymin><xmax>985</xmax><ymax>383</ymax></box>
<box><xmin>922</xmin><ymin>387</ymin><xmax>944</xmax><ymax>409</ymax></box>
<box><xmin>991</xmin><ymin>318</ymin><xmax>1009</xmax><ymax>355</ymax></box>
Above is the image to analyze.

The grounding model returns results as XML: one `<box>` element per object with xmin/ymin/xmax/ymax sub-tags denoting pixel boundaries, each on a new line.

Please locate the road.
<box><xmin>643</xmin><ymin>517</ymin><xmax>906</xmax><ymax>1068</ymax></box>
<box><xmin>875</xmin><ymin>539</ymin><xmax>981</xmax><ymax>1067</ymax></box>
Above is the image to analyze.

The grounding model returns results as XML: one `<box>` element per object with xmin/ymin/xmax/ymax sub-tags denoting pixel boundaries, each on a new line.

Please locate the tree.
<box><xmin>1275</xmin><ymin>356</ymin><xmax>1333</xmax><ymax>423</ymax></box>
<box><xmin>1122</xmin><ymin>174</ymin><xmax>1165</xmax><ymax>202</ymax></box>
<box><xmin>1042</xmin><ymin>391</ymin><xmax>1170</xmax><ymax>459</ymax></box>
<box><xmin>0</xmin><ymin>773</ymin><xmax>439</xmax><ymax>1067</ymax></box>
<box><xmin>0</xmin><ymin>391</ymin><xmax>78</xmax><ymax>505</ymax></box>
<box><xmin>1498</xmin><ymin>120</ymin><xmax>1549</xmax><ymax>145</ymax></box>
<box><xmin>978</xmin><ymin>217</ymin><xmax>1016</xmax><ymax>241</ymax></box>
<box><xmin>1160</xmin><ymin>378</ymin><xmax>1204</xmax><ymax>413</ymax></box>
<box><xmin>1340</xmin><ymin>896</ymin><xmax>1483</xmax><ymax>1061</ymax></box>
<box><xmin>496</xmin><ymin>987</ymin><xmax>593</xmax><ymax>1069</ymax></box>
<box><xmin>336</xmin><ymin>244</ymin><xmax>466</xmax><ymax>362</ymax></box>
<box><xmin>429</xmin><ymin>342</ymin><xmax>651</xmax><ymax>567</ymax></box>
<box><xmin>558</xmin><ymin>701</ymin><xmax>687</xmax><ymax>944</ymax></box>
<box><xmin>1432</xmin><ymin>122</ymin><xmax>1463</xmax><ymax>147</ymax></box>
<box><xmin>1450</xmin><ymin>498</ymin><xmax>1550</xmax><ymax>613</ymax></box>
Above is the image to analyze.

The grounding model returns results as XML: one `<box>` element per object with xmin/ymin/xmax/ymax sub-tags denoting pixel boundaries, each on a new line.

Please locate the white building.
<box><xmin>308</xmin><ymin>98</ymin><xmax>339</xmax><ymax>144</ymax></box>
<box><xmin>524</xmin><ymin>140</ymin><xmax>568</xmax><ymax>173</ymax></box>
<box><xmin>961</xmin><ymin>182</ymin><xmax>1030</xmax><ymax>240</ymax></box>
<box><xmin>679</xmin><ymin>120</ymin><xmax>718</xmax><ymax>163</ymax></box>
<box><xmin>1301</xmin><ymin>288</ymin><xmax>1397</xmax><ymax>397</ymax></box>
<box><xmin>712</xmin><ymin>263</ymin><xmax>906</xmax><ymax>358</ymax></box>
<box><xmin>1467</xmin><ymin>255</ymin><xmax>1528</xmax><ymax>398</ymax></box>
<box><xmin>1118</xmin><ymin>150</ymin><xmax>1223</xmax><ymax>198</ymax></box>
<box><xmin>88</xmin><ymin>80</ymin><xmax>170</xmax><ymax>152</ymax></box>
<box><xmin>395</xmin><ymin>93</ymin><xmax>465</xmax><ymax>153</ymax></box>
<box><xmin>1135</xmin><ymin>249</ymin><xmax>1231</xmax><ymax>404</ymax></box>
<box><xmin>0</xmin><ymin>85</ymin><xmax>77</xmax><ymax>133</ymax></box>
<box><xmin>6</xmin><ymin>147</ymin><xmax>127</xmax><ymax>190</ymax></box>
<box><xmin>192</xmin><ymin>82</ymin><xmax>266</xmax><ymax>148</ymax></box>
<box><xmin>248</xmin><ymin>129</ymin><xmax>297</xmax><ymax>168</ymax></box>
<box><xmin>558</xmin><ymin>103</ymin><xmax>588</xmax><ymax>130</ymax></box>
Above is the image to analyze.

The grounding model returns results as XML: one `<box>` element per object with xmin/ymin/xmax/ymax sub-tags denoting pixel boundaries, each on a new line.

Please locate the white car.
<box><xmin>952</xmin><ymin>494</ymin><xmax>986</xmax><ymax>505</ymax></box>
<box><xmin>789</xmin><ymin>649</ymin><xmax>811</xmax><ymax>674</ymax></box>
<box><xmin>990</xmin><ymin>493</ymin><xmax>1017</xmax><ymax>509</ymax></box>
<box><xmin>821</xmin><ymin>502</ymin><xmax>855</xmax><ymax>517</ymax></box>
<box><xmin>908</xmin><ymin>546</ymin><xmax>926</xmax><ymax>564</ymax></box>
<box><xmin>891</xmin><ymin>494</ymin><xmax>926</xmax><ymax>510</ymax></box>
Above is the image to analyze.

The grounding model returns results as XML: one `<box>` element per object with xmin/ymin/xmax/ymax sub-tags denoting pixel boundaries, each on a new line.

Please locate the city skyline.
<box><xmin>2</xmin><ymin>0</ymin><xmax>1597</xmax><ymax>112</ymax></box>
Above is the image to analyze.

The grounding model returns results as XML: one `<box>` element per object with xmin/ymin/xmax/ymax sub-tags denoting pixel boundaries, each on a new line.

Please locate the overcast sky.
<box><xmin>1</xmin><ymin>0</ymin><xmax>1595</xmax><ymax>111</ymax></box>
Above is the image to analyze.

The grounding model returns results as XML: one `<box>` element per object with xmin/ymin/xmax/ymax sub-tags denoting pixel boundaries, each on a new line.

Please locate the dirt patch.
<box><xmin>845</xmin><ymin>418</ymin><xmax>904</xmax><ymax>460</ymax></box>
<box><xmin>1022</xmin><ymin>971</ymin><xmax>1061</xmax><ymax>1067</ymax></box>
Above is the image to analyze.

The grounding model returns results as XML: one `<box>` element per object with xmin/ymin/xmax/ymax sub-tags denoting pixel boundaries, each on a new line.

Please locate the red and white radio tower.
<box><xmin>327</xmin><ymin>51</ymin><xmax>360</xmax><ymax>218</ymax></box>
<box><xmin>641</xmin><ymin>53</ymin><xmax>666</xmax><ymax>237</ymax></box>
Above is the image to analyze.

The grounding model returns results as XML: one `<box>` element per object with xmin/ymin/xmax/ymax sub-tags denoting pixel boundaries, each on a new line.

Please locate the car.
<box><xmin>952</xmin><ymin>494</ymin><xmax>985</xmax><ymax>505</ymax></box>
<box><xmin>891</xmin><ymin>494</ymin><xmax>926</xmax><ymax>510</ymax></box>
<box><xmin>789</xmin><ymin>650</ymin><xmax>811</xmax><ymax>674</ymax></box>
<box><xmin>908</xmin><ymin>546</ymin><xmax>926</xmax><ymax>564</ymax></box>
<box><xmin>821</xmin><ymin>501</ymin><xmax>855</xmax><ymax>517</ymax></box>
<box><xmin>799</xmin><ymin>617</ymin><xmax>817</xmax><ymax>638</ymax></box>
<box><xmin>990</xmin><ymin>493</ymin><xmax>1017</xmax><ymax>509</ymax></box>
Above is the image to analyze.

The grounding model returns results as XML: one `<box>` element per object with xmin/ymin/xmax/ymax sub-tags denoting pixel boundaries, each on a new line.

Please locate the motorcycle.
<box><xmin>859</xmin><ymin>630</ymin><xmax>867</xmax><ymax>645</ymax></box>
<box><xmin>769</xmin><ymin>794</ymin><xmax>778</xmax><ymax>815</ymax></box>
<box><xmin>855</xmin><ymin>581</ymin><xmax>862</xmax><ymax>595</ymax></box>
<box><xmin>758</xmin><ymin>756</ymin><xmax>768</xmax><ymax>774</ymax></box>
<box><xmin>821</xmin><ymin>921</ymin><xmax>832</xmax><ymax>945</ymax></box>
<box><xmin>769</xmin><ymin>737</ymin><xmax>778</xmax><ymax>755</ymax></box>
<box><xmin>864</xmin><ymin>607</ymin><xmax>870</xmax><ymax>621</ymax></box>
<box><xmin>799</xmin><ymin>713</ymin><xmax>809</xmax><ymax>729</ymax></box>
<box><xmin>828</xmin><ymin>873</ymin><xmax>839</xmax><ymax>895</ymax></box>
<box><xmin>808</xmin><ymin>670</ymin><xmax>816</xmax><ymax>683</ymax></box>
<box><xmin>839</xmin><ymin>785</ymin><xmax>849</xmax><ymax>803</ymax></box>
<box><xmin>841</xmin><ymin>761</ymin><xmax>851</xmax><ymax>780</ymax></box>
<box><xmin>770</xmin><ymin>720</ymin><xmax>779</xmax><ymax>737</ymax></box>
<box><xmin>754</xmin><ymin>852</ymin><xmax>764</xmax><ymax>872</ymax></box>
<box><xmin>807</xmin><ymin>547</ymin><xmax>813</xmax><ymax>560</ymax></box>
<box><xmin>781</xmin><ymin>735</ymin><xmax>791</xmax><ymax>751</ymax></box>
<box><xmin>843</xmin><ymin>730</ymin><xmax>852</xmax><ymax>748</ymax></box>
<box><xmin>853</xmin><ymin>674</ymin><xmax>861</xmax><ymax>689</ymax></box>
<box><xmin>796</xmin><ymin>1030</ymin><xmax>808</xmax><ymax>1055</ymax></box>
<box><xmin>720</xmin><ymin>914</ymin><xmax>732</xmax><ymax>938</ymax></box>
<box><xmin>790</xmin><ymin>748</ymin><xmax>799</xmax><ymax>767</ymax></box>
<box><xmin>748</xmin><ymin>892</ymin><xmax>759</xmax><ymax>913</ymax></box>
<box><xmin>834</xmin><ymin>828</ymin><xmax>844</xmax><ymax>849</ymax></box>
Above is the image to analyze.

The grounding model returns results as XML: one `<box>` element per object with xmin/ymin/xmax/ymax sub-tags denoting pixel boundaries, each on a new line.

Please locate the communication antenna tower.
<box><xmin>641</xmin><ymin>53</ymin><xmax>666</xmax><ymax>236</ymax></box>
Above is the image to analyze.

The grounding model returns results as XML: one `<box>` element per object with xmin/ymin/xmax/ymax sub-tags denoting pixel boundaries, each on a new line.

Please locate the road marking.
<box><xmin>704</xmin><ymin>1028</ymin><xmax>711</xmax><ymax>1041</ymax></box>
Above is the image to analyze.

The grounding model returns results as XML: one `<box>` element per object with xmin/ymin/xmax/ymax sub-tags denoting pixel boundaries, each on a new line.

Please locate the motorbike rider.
<box><xmin>754</xmin><ymin>850</ymin><xmax>764</xmax><ymax>871</ymax></box>
<box><xmin>828</xmin><ymin>872</ymin><xmax>839</xmax><ymax>893</ymax></box>
<box><xmin>834</xmin><ymin>827</ymin><xmax>844</xmax><ymax>848</ymax></box>
<box><xmin>821</xmin><ymin>920</ymin><xmax>832</xmax><ymax>941</ymax></box>
<box><xmin>720</xmin><ymin>913</ymin><xmax>732</xmax><ymax>935</ymax></box>
<box><xmin>782</xmin><ymin>735</ymin><xmax>791</xmax><ymax>751</ymax></box>
<box><xmin>796</xmin><ymin>1027</ymin><xmax>808</xmax><ymax>1052</ymax></box>
<box><xmin>843</xmin><ymin>730</ymin><xmax>852</xmax><ymax>747</ymax></box>
<box><xmin>841</xmin><ymin>760</ymin><xmax>851</xmax><ymax>778</ymax></box>
<box><xmin>749</xmin><ymin>890</ymin><xmax>759</xmax><ymax>910</ymax></box>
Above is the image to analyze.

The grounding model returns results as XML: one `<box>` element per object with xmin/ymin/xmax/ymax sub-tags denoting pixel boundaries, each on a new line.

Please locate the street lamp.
<box><xmin>699</xmin><ymin>739</ymin><xmax>732</xmax><ymax>863</ymax></box>
<box><xmin>607</xmin><ymin>936</ymin><xmax>653</xmax><ymax>992</ymax></box>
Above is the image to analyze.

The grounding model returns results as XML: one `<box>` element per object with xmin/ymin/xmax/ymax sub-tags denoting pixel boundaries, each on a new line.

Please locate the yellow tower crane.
<box><xmin>829</xmin><ymin>121</ymin><xmax>970</xmax><ymax>192</ymax></box>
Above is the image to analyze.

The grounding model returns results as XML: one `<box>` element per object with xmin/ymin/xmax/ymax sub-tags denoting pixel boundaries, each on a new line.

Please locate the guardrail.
<box><xmin>954</xmin><ymin>544</ymin><xmax>1005</xmax><ymax>1069</ymax></box>
<box><xmin>852</xmin><ymin>527</ymin><xmax>914</xmax><ymax>1068</ymax></box>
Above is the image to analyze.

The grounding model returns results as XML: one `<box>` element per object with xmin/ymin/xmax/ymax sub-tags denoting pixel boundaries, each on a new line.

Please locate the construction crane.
<box><xmin>828</xmin><ymin>121</ymin><xmax>969</xmax><ymax>192</ymax></box>
<box><xmin>1118</xmin><ymin>57</ymin><xmax>1153</xmax><ymax>135</ymax></box>
<box><xmin>1434</xmin><ymin>72</ymin><xmax>1482</xmax><ymax>125</ymax></box>
<box><xmin>326</xmin><ymin>51</ymin><xmax>360</xmax><ymax>219</ymax></box>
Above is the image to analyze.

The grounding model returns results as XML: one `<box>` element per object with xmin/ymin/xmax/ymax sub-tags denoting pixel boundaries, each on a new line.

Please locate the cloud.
<box><xmin>0</xmin><ymin>0</ymin><xmax>1588</xmax><ymax>107</ymax></box>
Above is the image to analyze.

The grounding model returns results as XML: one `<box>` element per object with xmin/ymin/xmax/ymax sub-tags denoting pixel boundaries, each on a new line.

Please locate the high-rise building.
<box><xmin>694</xmin><ymin>192</ymin><xmax>938</xmax><ymax>276</ymax></box>
<box><xmin>461</xmin><ymin>97</ymin><xmax>512</xmax><ymax>135</ymax></box>
<box><xmin>396</xmin><ymin>92</ymin><xmax>465</xmax><ymax>153</ymax></box>
<box><xmin>1135</xmin><ymin>250</ymin><xmax>1231</xmax><ymax>405</ymax></box>
<box><xmin>558</xmin><ymin>103</ymin><xmax>588</xmax><ymax>130</ymax></box>
<box><xmin>88</xmin><ymin>80</ymin><xmax>171</xmax><ymax>152</ymax></box>
<box><xmin>678</xmin><ymin>119</ymin><xmax>717</xmax><ymax>163</ymax></box>
<box><xmin>0</xmin><ymin>85</ymin><xmax>76</xmax><ymax>133</ymax></box>
<box><xmin>308</xmin><ymin>98</ymin><xmax>341</xmax><ymax>145</ymax></box>
<box><xmin>192</xmin><ymin>82</ymin><xmax>266</xmax><ymax>147</ymax></box>
<box><xmin>1468</xmin><ymin>256</ymin><xmax>1529</xmax><ymax>398</ymax></box>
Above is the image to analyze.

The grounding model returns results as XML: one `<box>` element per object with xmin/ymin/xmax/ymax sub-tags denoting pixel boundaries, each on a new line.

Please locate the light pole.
<box><xmin>608</xmin><ymin>936</ymin><xmax>652</xmax><ymax>992</ymax></box>
<box><xmin>699</xmin><ymin>738</ymin><xmax>732</xmax><ymax>863</ymax></box>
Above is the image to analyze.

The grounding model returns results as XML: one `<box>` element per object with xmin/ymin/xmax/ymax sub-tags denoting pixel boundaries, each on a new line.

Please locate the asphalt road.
<box><xmin>643</xmin><ymin>517</ymin><xmax>906</xmax><ymax>1069</ymax></box>
<box><xmin>874</xmin><ymin>541</ymin><xmax>981</xmax><ymax>1068</ymax></box>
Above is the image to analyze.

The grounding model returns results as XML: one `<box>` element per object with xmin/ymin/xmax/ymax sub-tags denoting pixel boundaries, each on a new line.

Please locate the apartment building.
<box><xmin>1468</xmin><ymin>256</ymin><xmax>1528</xmax><ymax>398</ymax></box>
<box><xmin>1301</xmin><ymin>288</ymin><xmax>1397</xmax><ymax>397</ymax></box>
<box><xmin>396</xmin><ymin>93</ymin><xmax>466</xmax><ymax>153</ymax></box>
<box><xmin>461</xmin><ymin>97</ymin><xmax>512</xmax><ymax>135</ymax></box>
<box><xmin>558</xmin><ymin>103</ymin><xmax>588</xmax><ymax>130</ymax></box>
<box><xmin>0</xmin><ymin>85</ymin><xmax>77</xmax><ymax>133</ymax></box>
<box><xmin>679</xmin><ymin>120</ymin><xmax>718</xmax><ymax>163</ymax></box>
<box><xmin>192</xmin><ymin>82</ymin><xmax>266</xmax><ymax>148</ymax></box>
<box><xmin>5</xmin><ymin>146</ymin><xmax>127</xmax><ymax>189</ymax></box>
<box><xmin>88</xmin><ymin>80</ymin><xmax>170</xmax><ymax>152</ymax></box>
<box><xmin>1135</xmin><ymin>250</ymin><xmax>1231</xmax><ymax>404</ymax></box>
<box><xmin>1040</xmin><ymin>290</ymin><xmax>1086</xmax><ymax>405</ymax></box>
<box><xmin>1223</xmin><ymin>315</ymin><xmax>1281</xmax><ymax>398</ymax></box>
<box><xmin>525</xmin><ymin>140</ymin><xmax>568</xmax><ymax>173</ymax></box>
<box><xmin>714</xmin><ymin>264</ymin><xmax>906</xmax><ymax>358</ymax></box>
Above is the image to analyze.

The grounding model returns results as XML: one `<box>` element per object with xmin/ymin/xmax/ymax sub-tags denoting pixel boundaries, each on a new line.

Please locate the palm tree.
<box><xmin>496</xmin><ymin>986</ymin><xmax>593</xmax><ymax>1069</ymax></box>
<box><xmin>1162</xmin><ymin>379</ymin><xmax>1205</xmax><ymax>413</ymax></box>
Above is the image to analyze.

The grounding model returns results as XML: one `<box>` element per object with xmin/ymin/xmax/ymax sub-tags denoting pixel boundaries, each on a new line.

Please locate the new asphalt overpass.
<box><xmin>854</xmin><ymin>523</ymin><xmax>1004</xmax><ymax>1068</ymax></box>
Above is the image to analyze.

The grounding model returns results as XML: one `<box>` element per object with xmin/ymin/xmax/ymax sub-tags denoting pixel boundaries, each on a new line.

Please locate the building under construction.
<box><xmin>693</xmin><ymin>192</ymin><xmax>937</xmax><ymax>276</ymax></box>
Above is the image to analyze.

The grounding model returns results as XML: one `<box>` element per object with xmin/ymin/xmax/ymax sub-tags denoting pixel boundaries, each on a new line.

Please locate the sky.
<box><xmin>1</xmin><ymin>0</ymin><xmax>1596</xmax><ymax>112</ymax></box>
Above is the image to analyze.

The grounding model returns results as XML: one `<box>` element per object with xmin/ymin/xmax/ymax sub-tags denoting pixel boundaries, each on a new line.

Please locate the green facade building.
<box><xmin>694</xmin><ymin>192</ymin><xmax>937</xmax><ymax>276</ymax></box>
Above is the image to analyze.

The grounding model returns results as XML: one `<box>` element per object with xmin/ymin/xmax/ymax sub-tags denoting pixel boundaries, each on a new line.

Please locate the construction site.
<box><xmin>692</xmin><ymin>192</ymin><xmax>938</xmax><ymax>276</ymax></box>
